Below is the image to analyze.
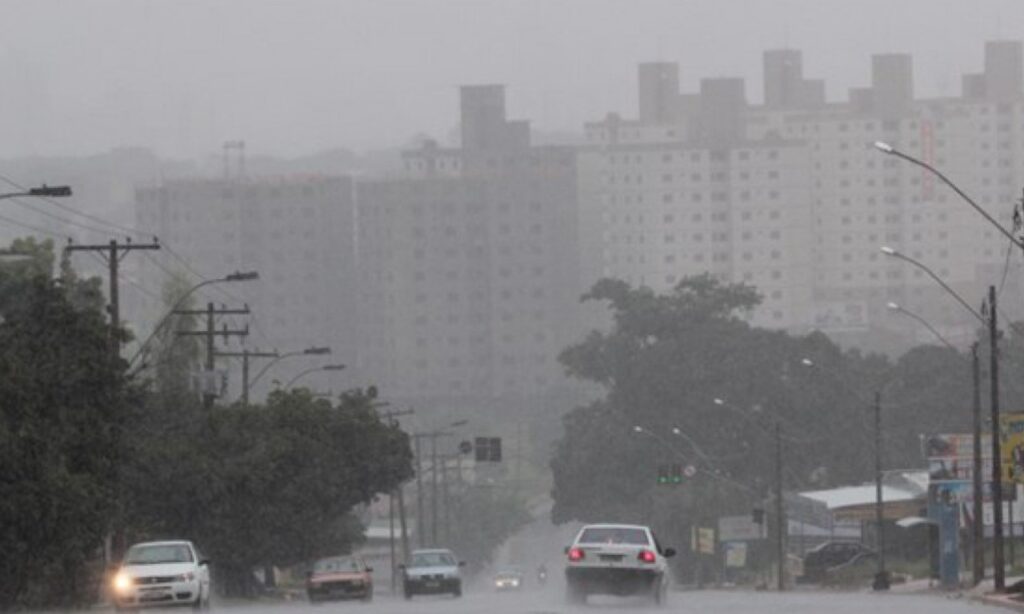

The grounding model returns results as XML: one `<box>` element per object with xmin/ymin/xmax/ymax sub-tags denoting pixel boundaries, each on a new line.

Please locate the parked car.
<box><xmin>801</xmin><ymin>541</ymin><xmax>875</xmax><ymax>582</ymax></box>
<box><xmin>306</xmin><ymin>555</ymin><xmax>373</xmax><ymax>602</ymax></box>
<box><xmin>493</xmin><ymin>568</ymin><xmax>525</xmax><ymax>591</ymax></box>
<box><xmin>564</xmin><ymin>523</ymin><xmax>675</xmax><ymax>605</ymax></box>
<box><xmin>821</xmin><ymin>552</ymin><xmax>880</xmax><ymax>587</ymax></box>
<box><xmin>111</xmin><ymin>540</ymin><xmax>211</xmax><ymax>611</ymax></box>
<box><xmin>400</xmin><ymin>549</ymin><xmax>464</xmax><ymax>599</ymax></box>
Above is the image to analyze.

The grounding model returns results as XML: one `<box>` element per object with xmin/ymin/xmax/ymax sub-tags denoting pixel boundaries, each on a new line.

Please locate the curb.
<box><xmin>975</xmin><ymin>593</ymin><xmax>1024</xmax><ymax>612</ymax></box>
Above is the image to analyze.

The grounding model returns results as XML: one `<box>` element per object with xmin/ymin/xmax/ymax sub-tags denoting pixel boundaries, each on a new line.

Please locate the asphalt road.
<box><xmin>211</xmin><ymin>589</ymin><xmax>994</xmax><ymax>614</ymax></box>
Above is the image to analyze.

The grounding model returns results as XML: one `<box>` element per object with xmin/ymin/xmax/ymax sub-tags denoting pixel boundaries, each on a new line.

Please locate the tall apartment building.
<box><xmin>581</xmin><ymin>41</ymin><xmax>1024</xmax><ymax>351</ymax></box>
<box><xmin>133</xmin><ymin>176</ymin><xmax>357</xmax><ymax>400</ymax></box>
<box><xmin>353</xmin><ymin>86</ymin><xmax>582</xmax><ymax>402</ymax></box>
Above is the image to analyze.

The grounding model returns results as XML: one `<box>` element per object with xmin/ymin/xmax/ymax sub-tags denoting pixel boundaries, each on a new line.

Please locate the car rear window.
<box><xmin>577</xmin><ymin>527</ymin><xmax>649</xmax><ymax>545</ymax></box>
<box><xmin>315</xmin><ymin>557</ymin><xmax>360</xmax><ymax>573</ymax></box>
<box><xmin>410</xmin><ymin>552</ymin><xmax>456</xmax><ymax>567</ymax></box>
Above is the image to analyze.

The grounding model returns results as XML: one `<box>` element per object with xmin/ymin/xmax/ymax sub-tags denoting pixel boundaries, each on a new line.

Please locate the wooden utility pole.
<box><xmin>214</xmin><ymin>349</ymin><xmax>279</xmax><ymax>405</ymax></box>
<box><xmin>64</xmin><ymin>238</ymin><xmax>160</xmax><ymax>354</ymax></box>
<box><xmin>175</xmin><ymin>302</ymin><xmax>249</xmax><ymax>409</ymax></box>
<box><xmin>972</xmin><ymin>342</ymin><xmax>985</xmax><ymax>585</ymax></box>
<box><xmin>988</xmin><ymin>286</ymin><xmax>1006</xmax><ymax>591</ymax></box>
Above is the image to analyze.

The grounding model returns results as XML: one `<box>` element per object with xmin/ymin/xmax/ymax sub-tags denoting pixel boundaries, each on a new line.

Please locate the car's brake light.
<box><xmin>568</xmin><ymin>547</ymin><xmax>585</xmax><ymax>562</ymax></box>
<box><xmin>638</xmin><ymin>549</ymin><xmax>657</xmax><ymax>563</ymax></box>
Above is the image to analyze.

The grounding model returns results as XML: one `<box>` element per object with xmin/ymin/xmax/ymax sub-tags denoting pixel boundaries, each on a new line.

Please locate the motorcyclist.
<box><xmin>536</xmin><ymin>562</ymin><xmax>548</xmax><ymax>585</ymax></box>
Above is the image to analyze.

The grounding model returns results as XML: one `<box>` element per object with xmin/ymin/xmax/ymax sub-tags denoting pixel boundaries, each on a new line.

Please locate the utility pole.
<box><xmin>989</xmin><ymin>285</ymin><xmax>1006</xmax><ymax>591</ymax></box>
<box><xmin>775</xmin><ymin>420</ymin><xmax>785</xmax><ymax>592</ymax></box>
<box><xmin>397</xmin><ymin>485</ymin><xmax>410</xmax><ymax>563</ymax></box>
<box><xmin>176</xmin><ymin>302</ymin><xmax>250</xmax><ymax>410</ymax></box>
<box><xmin>389</xmin><ymin>490</ymin><xmax>397</xmax><ymax>593</ymax></box>
<box><xmin>441</xmin><ymin>456</ymin><xmax>451</xmax><ymax>544</ymax></box>
<box><xmin>873</xmin><ymin>391</ymin><xmax>890</xmax><ymax>590</ymax></box>
<box><xmin>431</xmin><ymin>435</ymin><xmax>439</xmax><ymax>547</ymax></box>
<box><xmin>65</xmin><ymin>238</ymin><xmax>160</xmax><ymax>354</ymax></box>
<box><xmin>972</xmin><ymin>342</ymin><xmax>985</xmax><ymax>585</ymax></box>
<box><xmin>214</xmin><ymin>349</ymin><xmax>279</xmax><ymax>405</ymax></box>
<box><xmin>414</xmin><ymin>437</ymin><xmax>424</xmax><ymax>548</ymax></box>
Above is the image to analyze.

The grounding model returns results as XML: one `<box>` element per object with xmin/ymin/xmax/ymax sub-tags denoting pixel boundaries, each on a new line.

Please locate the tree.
<box><xmin>550</xmin><ymin>275</ymin><xmax>969</xmax><ymax>535</ymax></box>
<box><xmin>122</xmin><ymin>385</ymin><xmax>414</xmax><ymax>596</ymax></box>
<box><xmin>0</xmin><ymin>240</ymin><xmax>131</xmax><ymax>609</ymax></box>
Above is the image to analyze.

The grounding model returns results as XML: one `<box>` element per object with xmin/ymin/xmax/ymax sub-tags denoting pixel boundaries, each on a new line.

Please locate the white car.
<box><xmin>564</xmin><ymin>523</ymin><xmax>675</xmax><ymax>605</ymax></box>
<box><xmin>400</xmin><ymin>549</ymin><xmax>464</xmax><ymax>599</ymax></box>
<box><xmin>112</xmin><ymin>540</ymin><xmax>211</xmax><ymax>611</ymax></box>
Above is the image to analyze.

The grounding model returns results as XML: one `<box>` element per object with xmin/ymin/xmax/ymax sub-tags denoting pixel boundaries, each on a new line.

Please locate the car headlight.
<box><xmin>174</xmin><ymin>572</ymin><xmax>196</xmax><ymax>582</ymax></box>
<box><xmin>113</xmin><ymin>572</ymin><xmax>132</xmax><ymax>593</ymax></box>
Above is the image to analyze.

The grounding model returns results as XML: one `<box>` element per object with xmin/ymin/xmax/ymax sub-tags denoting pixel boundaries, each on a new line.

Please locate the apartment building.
<box><xmin>354</xmin><ymin>86</ymin><xmax>582</xmax><ymax>401</ymax></box>
<box><xmin>581</xmin><ymin>41</ymin><xmax>1024</xmax><ymax>351</ymax></box>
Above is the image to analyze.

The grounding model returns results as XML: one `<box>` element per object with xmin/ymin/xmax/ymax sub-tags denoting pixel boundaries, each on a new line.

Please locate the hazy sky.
<box><xmin>4</xmin><ymin>0</ymin><xmax>1024</xmax><ymax>159</ymax></box>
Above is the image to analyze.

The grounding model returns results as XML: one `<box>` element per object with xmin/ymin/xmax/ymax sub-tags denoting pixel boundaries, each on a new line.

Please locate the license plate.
<box><xmin>424</xmin><ymin>581</ymin><xmax>440</xmax><ymax>588</ymax></box>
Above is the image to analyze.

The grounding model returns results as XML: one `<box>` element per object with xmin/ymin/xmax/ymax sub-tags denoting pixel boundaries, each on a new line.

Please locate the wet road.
<box><xmin>213</xmin><ymin>589</ymin><xmax>993</xmax><ymax>614</ymax></box>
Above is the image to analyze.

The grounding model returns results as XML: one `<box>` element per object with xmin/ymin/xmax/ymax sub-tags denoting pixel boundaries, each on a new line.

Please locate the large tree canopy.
<box><xmin>551</xmin><ymin>276</ymin><xmax>976</xmax><ymax>537</ymax></box>
<box><xmin>0</xmin><ymin>240</ymin><xmax>130</xmax><ymax>609</ymax></box>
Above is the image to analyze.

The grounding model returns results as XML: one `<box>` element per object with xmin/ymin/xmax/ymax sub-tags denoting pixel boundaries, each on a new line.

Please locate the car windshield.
<box><xmin>410</xmin><ymin>552</ymin><xmax>456</xmax><ymax>567</ymax></box>
<box><xmin>578</xmin><ymin>527</ymin><xmax>650</xmax><ymax>545</ymax></box>
<box><xmin>124</xmin><ymin>544</ymin><xmax>193</xmax><ymax>565</ymax></box>
<box><xmin>314</xmin><ymin>557</ymin><xmax>360</xmax><ymax>573</ymax></box>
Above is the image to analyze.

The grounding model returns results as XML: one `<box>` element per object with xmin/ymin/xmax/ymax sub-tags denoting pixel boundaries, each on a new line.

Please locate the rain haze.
<box><xmin>6</xmin><ymin>1</ymin><xmax>1024</xmax><ymax>613</ymax></box>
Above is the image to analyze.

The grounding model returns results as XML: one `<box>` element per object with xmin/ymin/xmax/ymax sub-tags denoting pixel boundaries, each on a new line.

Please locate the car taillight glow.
<box><xmin>568</xmin><ymin>547</ymin><xmax>585</xmax><ymax>561</ymax></box>
<box><xmin>638</xmin><ymin>549</ymin><xmax>657</xmax><ymax>563</ymax></box>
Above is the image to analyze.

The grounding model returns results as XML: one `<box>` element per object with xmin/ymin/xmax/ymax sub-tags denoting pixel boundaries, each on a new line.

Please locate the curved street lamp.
<box><xmin>0</xmin><ymin>185</ymin><xmax>73</xmax><ymax>200</ymax></box>
<box><xmin>244</xmin><ymin>346</ymin><xmax>331</xmax><ymax>400</ymax></box>
<box><xmin>874</xmin><ymin>141</ymin><xmax>1023</xmax><ymax>251</ymax></box>
<box><xmin>879</xmin><ymin>246</ymin><xmax>985</xmax><ymax>324</ymax></box>
<box><xmin>129</xmin><ymin>270</ymin><xmax>259</xmax><ymax>367</ymax></box>
<box><xmin>284</xmin><ymin>363</ymin><xmax>346</xmax><ymax>390</ymax></box>
<box><xmin>885</xmin><ymin>302</ymin><xmax>957</xmax><ymax>351</ymax></box>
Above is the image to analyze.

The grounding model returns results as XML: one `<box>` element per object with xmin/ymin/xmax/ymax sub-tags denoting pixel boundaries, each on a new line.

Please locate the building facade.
<box><xmin>581</xmin><ymin>41</ymin><xmax>1024</xmax><ymax>351</ymax></box>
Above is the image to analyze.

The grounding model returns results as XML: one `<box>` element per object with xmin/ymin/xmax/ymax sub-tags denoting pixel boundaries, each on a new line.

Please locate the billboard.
<box><xmin>1001</xmin><ymin>413</ymin><xmax>1024</xmax><ymax>483</ymax></box>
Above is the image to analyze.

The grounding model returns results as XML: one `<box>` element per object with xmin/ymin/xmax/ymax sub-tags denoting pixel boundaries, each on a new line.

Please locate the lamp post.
<box><xmin>0</xmin><ymin>185</ymin><xmax>73</xmax><ymax>200</ymax></box>
<box><xmin>244</xmin><ymin>346</ymin><xmax>331</xmax><ymax>400</ymax></box>
<box><xmin>880</xmin><ymin>245</ymin><xmax>1004</xmax><ymax>588</ymax></box>
<box><xmin>283</xmin><ymin>363</ymin><xmax>346</xmax><ymax>390</ymax></box>
<box><xmin>128</xmin><ymin>270</ymin><xmax>259</xmax><ymax>368</ymax></box>
<box><xmin>880</xmin><ymin>247</ymin><xmax>985</xmax><ymax>325</ymax></box>
<box><xmin>874</xmin><ymin>141</ymin><xmax>1024</xmax><ymax>251</ymax></box>
<box><xmin>885</xmin><ymin>302</ymin><xmax>958</xmax><ymax>351</ymax></box>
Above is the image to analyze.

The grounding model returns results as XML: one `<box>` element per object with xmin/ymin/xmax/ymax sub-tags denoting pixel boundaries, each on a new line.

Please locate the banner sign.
<box><xmin>723</xmin><ymin>542</ymin><xmax>747</xmax><ymax>568</ymax></box>
<box><xmin>1001</xmin><ymin>413</ymin><xmax>1024</xmax><ymax>483</ymax></box>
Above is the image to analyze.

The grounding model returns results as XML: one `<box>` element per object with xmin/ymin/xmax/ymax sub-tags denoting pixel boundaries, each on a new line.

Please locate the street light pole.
<box><xmin>880</xmin><ymin>247</ymin><xmax>986</xmax><ymax>325</ymax></box>
<box><xmin>874</xmin><ymin>142</ymin><xmax>1024</xmax><ymax>251</ymax></box>
<box><xmin>0</xmin><ymin>185</ymin><xmax>73</xmax><ymax>200</ymax></box>
<box><xmin>873</xmin><ymin>391</ymin><xmax>890</xmax><ymax>590</ymax></box>
<box><xmin>283</xmin><ymin>364</ymin><xmax>346</xmax><ymax>390</ymax></box>
<box><xmin>129</xmin><ymin>270</ymin><xmax>259</xmax><ymax>368</ymax></box>
<box><xmin>244</xmin><ymin>346</ymin><xmax>331</xmax><ymax>400</ymax></box>
<box><xmin>886</xmin><ymin>302</ymin><xmax>958</xmax><ymax>350</ymax></box>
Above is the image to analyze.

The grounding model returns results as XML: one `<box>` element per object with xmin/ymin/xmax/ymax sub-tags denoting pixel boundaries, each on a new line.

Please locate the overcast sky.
<box><xmin>4</xmin><ymin>0</ymin><xmax>1023</xmax><ymax>160</ymax></box>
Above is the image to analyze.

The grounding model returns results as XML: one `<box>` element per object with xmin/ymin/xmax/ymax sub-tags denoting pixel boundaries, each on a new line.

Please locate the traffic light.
<box><xmin>670</xmin><ymin>463</ymin><xmax>683</xmax><ymax>484</ymax></box>
<box><xmin>657</xmin><ymin>464</ymin><xmax>670</xmax><ymax>485</ymax></box>
<box><xmin>474</xmin><ymin>437</ymin><xmax>502</xmax><ymax>462</ymax></box>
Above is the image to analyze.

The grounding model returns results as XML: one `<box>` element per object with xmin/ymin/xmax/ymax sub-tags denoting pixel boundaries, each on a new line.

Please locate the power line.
<box><xmin>0</xmin><ymin>173</ymin><xmax>150</xmax><ymax>239</ymax></box>
<box><xmin>6</xmin><ymin>196</ymin><xmax>113</xmax><ymax>238</ymax></box>
<box><xmin>0</xmin><ymin>210</ymin><xmax>71</xmax><ymax>240</ymax></box>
